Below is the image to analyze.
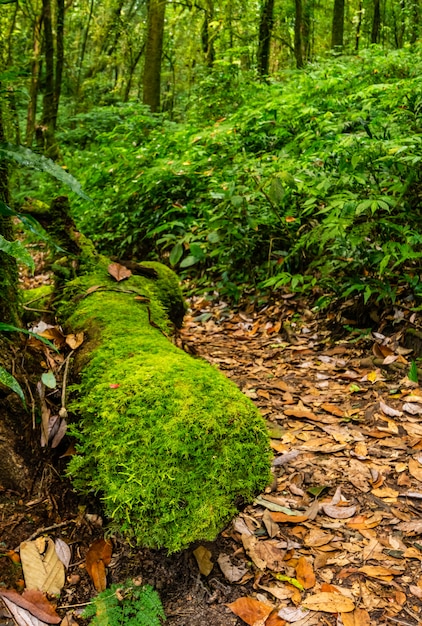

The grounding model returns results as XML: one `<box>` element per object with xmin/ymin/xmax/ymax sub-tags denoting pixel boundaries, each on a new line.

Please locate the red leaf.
<box><xmin>86</xmin><ymin>539</ymin><xmax>113</xmax><ymax>592</ymax></box>
<box><xmin>0</xmin><ymin>588</ymin><xmax>61</xmax><ymax>624</ymax></box>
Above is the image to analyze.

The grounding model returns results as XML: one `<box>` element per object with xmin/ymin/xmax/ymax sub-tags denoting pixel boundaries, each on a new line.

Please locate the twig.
<box><xmin>14</xmin><ymin>520</ymin><xmax>75</xmax><ymax>551</ymax></box>
<box><xmin>60</xmin><ymin>350</ymin><xmax>73</xmax><ymax>413</ymax></box>
<box><xmin>385</xmin><ymin>616</ymin><xmax>416</xmax><ymax>626</ymax></box>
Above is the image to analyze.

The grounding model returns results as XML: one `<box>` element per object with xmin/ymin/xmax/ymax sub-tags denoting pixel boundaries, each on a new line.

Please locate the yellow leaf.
<box><xmin>193</xmin><ymin>546</ymin><xmax>213</xmax><ymax>576</ymax></box>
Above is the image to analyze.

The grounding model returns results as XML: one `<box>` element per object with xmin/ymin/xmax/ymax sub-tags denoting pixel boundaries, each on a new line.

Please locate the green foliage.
<box><xmin>83</xmin><ymin>580</ymin><xmax>165</xmax><ymax>626</ymax></box>
<box><xmin>0</xmin><ymin>322</ymin><xmax>58</xmax><ymax>351</ymax></box>
<box><xmin>0</xmin><ymin>366</ymin><xmax>25</xmax><ymax>406</ymax></box>
<box><xmin>0</xmin><ymin>231</ymin><xmax>34</xmax><ymax>272</ymax></box>
<box><xmin>62</xmin><ymin>263</ymin><xmax>271</xmax><ymax>552</ymax></box>
<box><xmin>19</xmin><ymin>45</ymin><xmax>422</xmax><ymax>306</ymax></box>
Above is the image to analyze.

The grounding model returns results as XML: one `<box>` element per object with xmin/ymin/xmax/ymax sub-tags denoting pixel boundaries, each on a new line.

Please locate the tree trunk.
<box><xmin>371</xmin><ymin>0</ymin><xmax>381</xmax><ymax>43</ymax></box>
<box><xmin>40</xmin><ymin>0</ymin><xmax>57</xmax><ymax>157</ymax></box>
<box><xmin>257</xmin><ymin>0</ymin><xmax>275</xmax><ymax>77</ymax></box>
<box><xmin>26</xmin><ymin>13</ymin><xmax>43</xmax><ymax>147</ymax></box>
<box><xmin>201</xmin><ymin>0</ymin><xmax>216</xmax><ymax>68</ymax></box>
<box><xmin>123</xmin><ymin>43</ymin><xmax>145</xmax><ymax>102</ymax></box>
<box><xmin>294</xmin><ymin>0</ymin><xmax>304</xmax><ymax>68</ymax></box>
<box><xmin>410</xmin><ymin>0</ymin><xmax>419</xmax><ymax>43</ymax></box>
<box><xmin>53</xmin><ymin>0</ymin><xmax>65</xmax><ymax>128</ymax></box>
<box><xmin>142</xmin><ymin>0</ymin><xmax>166</xmax><ymax>113</ymax></box>
<box><xmin>331</xmin><ymin>0</ymin><xmax>345</xmax><ymax>48</ymax></box>
<box><xmin>355</xmin><ymin>0</ymin><xmax>363</xmax><ymax>50</ymax></box>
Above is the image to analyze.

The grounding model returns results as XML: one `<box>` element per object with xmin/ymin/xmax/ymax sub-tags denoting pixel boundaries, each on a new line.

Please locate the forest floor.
<box><xmin>2</xmin><ymin>271</ymin><xmax>422</xmax><ymax>626</ymax></box>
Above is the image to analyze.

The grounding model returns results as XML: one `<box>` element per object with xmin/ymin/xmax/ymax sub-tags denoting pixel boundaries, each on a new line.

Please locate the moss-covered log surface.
<box><xmin>59</xmin><ymin>256</ymin><xmax>271</xmax><ymax>553</ymax></box>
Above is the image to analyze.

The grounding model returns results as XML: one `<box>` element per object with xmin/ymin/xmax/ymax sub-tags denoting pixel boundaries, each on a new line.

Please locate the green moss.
<box><xmin>61</xmin><ymin>266</ymin><xmax>271</xmax><ymax>552</ymax></box>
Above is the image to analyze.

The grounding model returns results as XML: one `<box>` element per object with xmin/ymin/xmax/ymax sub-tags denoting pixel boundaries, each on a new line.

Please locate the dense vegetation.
<box><xmin>8</xmin><ymin>44</ymin><xmax>422</xmax><ymax>310</ymax></box>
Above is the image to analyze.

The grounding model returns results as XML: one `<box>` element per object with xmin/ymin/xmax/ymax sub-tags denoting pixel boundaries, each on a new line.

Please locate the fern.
<box><xmin>83</xmin><ymin>581</ymin><xmax>165</xmax><ymax>626</ymax></box>
<box><xmin>0</xmin><ymin>142</ymin><xmax>90</xmax><ymax>201</ymax></box>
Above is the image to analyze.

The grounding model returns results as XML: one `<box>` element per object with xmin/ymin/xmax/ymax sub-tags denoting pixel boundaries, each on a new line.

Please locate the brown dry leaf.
<box><xmin>269</xmin><ymin>512</ymin><xmax>309</xmax><ymax>523</ymax></box>
<box><xmin>65</xmin><ymin>332</ymin><xmax>84</xmax><ymax>350</ymax></box>
<box><xmin>217</xmin><ymin>554</ymin><xmax>248</xmax><ymax>583</ymax></box>
<box><xmin>85</xmin><ymin>538</ymin><xmax>113</xmax><ymax>592</ymax></box>
<box><xmin>320</xmin><ymin>403</ymin><xmax>344</xmax><ymax>417</ymax></box>
<box><xmin>379</xmin><ymin>401</ymin><xmax>402</xmax><ymax>417</ymax></box>
<box><xmin>226</xmin><ymin>596</ymin><xmax>273</xmax><ymax>625</ymax></box>
<box><xmin>193</xmin><ymin>546</ymin><xmax>213</xmax><ymax>576</ymax></box>
<box><xmin>20</xmin><ymin>537</ymin><xmax>65</xmax><ymax>595</ymax></box>
<box><xmin>54</xmin><ymin>539</ymin><xmax>71</xmax><ymax>569</ymax></box>
<box><xmin>284</xmin><ymin>407</ymin><xmax>320</xmax><ymax>420</ymax></box>
<box><xmin>409</xmin><ymin>458</ymin><xmax>422</xmax><ymax>483</ymax></box>
<box><xmin>322</xmin><ymin>504</ymin><xmax>357</xmax><ymax>519</ymax></box>
<box><xmin>358</xmin><ymin>565</ymin><xmax>398</xmax><ymax>580</ymax></box>
<box><xmin>295</xmin><ymin>556</ymin><xmax>316</xmax><ymax>590</ymax></box>
<box><xmin>60</xmin><ymin>613</ymin><xmax>79</xmax><ymax>626</ymax></box>
<box><xmin>304</xmin><ymin>529</ymin><xmax>334</xmax><ymax>547</ymax></box>
<box><xmin>107</xmin><ymin>262</ymin><xmax>132</xmax><ymax>282</ymax></box>
<box><xmin>242</xmin><ymin>536</ymin><xmax>285</xmax><ymax>571</ymax></box>
<box><xmin>304</xmin><ymin>591</ymin><xmax>355</xmax><ymax>613</ymax></box>
<box><xmin>397</xmin><ymin>520</ymin><xmax>422</xmax><ymax>533</ymax></box>
<box><xmin>347</xmin><ymin>514</ymin><xmax>382</xmax><ymax>530</ymax></box>
<box><xmin>341</xmin><ymin>608</ymin><xmax>371</xmax><ymax>625</ymax></box>
<box><xmin>0</xmin><ymin>589</ymin><xmax>61</xmax><ymax>624</ymax></box>
<box><xmin>370</xmin><ymin>486</ymin><xmax>398</xmax><ymax>500</ymax></box>
<box><xmin>265</xmin><ymin>610</ymin><xmax>286</xmax><ymax>626</ymax></box>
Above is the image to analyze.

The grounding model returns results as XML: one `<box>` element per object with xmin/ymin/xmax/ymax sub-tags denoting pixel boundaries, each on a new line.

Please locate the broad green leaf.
<box><xmin>207</xmin><ymin>231</ymin><xmax>220</xmax><ymax>244</ymax></box>
<box><xmin>41</xmin><ymin>371</ymin><xmax>57</xmax><ymax>389</ymax></box>
<box><xmin>180</xmin><ymin>255</ymin><xmax>199</xmax><ymax>268</ymax></box>
<box><xmin>169</xmin><ymin>242</ymin><xmax>183</xmax><ymax>266</ymax></box>
<box><xmin>0</xmin><ymin>234</ymin><xmax>35</xmax><ymax>272</ymax></box>
<box><xmin>0</xmin><ymin>201</ymin><xmax>68</xmax><ymax>254</ymax></box>
<box><xmin>0</xmin><ymin>143</ymin><xmax>91</xmax><ymax>201</ymax></box>
<box><xmin>0</xmin><ymin>367</ymin><xmax>26</xmax><ymax>406</ymax></box>
<box><xmin>189</xmin><ymin>242</ymin><xmax>205</xmax><ymax>260</ymax></box>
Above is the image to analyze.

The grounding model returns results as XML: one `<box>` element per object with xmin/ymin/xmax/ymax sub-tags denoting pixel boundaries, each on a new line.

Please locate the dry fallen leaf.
<box><xmin>193</xmin><ymin>546</ymin><xmax>213</xmax><ymax>576</ymax></box>
<box><xmin>409</xmin><ymin>458</ymin><xmax>422</xmax><ymax>483</ymax></box>
<box><xmin>108</xmin><ymin>262</ymin><xmax>132</xmax><ymax>282</ymax></box>
<box><xmin>217</xmin><ymin>554</ymin><xmax>248</xmax><ymax>583</ymax></box>
<box><xmin>226</xmin><ymin>596</ymin><xmax>273</xmax><ymax>625</ymax></box>
<box><xmin>0</xmin><ymin>589</ymin><xmax>61</xmax><ymax>624</ymax></box>
<box><xmin>295</xmin><ymin>556</ymin><xmax>315</xmax><ymax>590</ymax></box>
<box><xmin>303</xmin><ymin>591</ymin><xmax>355</xmax><ymax>613</ymax></box>
<box><xmin>20</xmin><ymin>537</ymin><xmax>65</xmax><ymax>595</ymax></box>
<box><xmin>85</xmin><ymin>538</ymin><xmax>113</xmax><ymax>592</ymax></box>
<box><xmin>322</xmin><ymin>504</ymin><xmax>357</xmax><ymax>519</ymax></box>
<box><xmin>341</xmin><ymin>608</ymin><xmax>371</xmax><ymax>625</ymax></box>
<box><xmin>65</xmin><ymin>332</ymin><xmax>84</xmax><ymax>350</ymax></box>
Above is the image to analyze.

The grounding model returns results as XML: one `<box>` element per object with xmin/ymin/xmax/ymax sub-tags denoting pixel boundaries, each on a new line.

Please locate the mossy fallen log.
<box><xmin>59</xmin><ymin>256</ymin><xmax>271</xmax><ymax>552</ymax></box>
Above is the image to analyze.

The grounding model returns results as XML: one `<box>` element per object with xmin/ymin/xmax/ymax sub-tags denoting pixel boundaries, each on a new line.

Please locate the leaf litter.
<box><xmin>178</xmin><ymin>294</ymin><xmax>422</xmax><ymax>625</ymax></box>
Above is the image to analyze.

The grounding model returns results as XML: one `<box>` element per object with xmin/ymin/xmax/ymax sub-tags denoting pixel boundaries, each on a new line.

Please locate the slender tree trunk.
<box><xmin>302</xmin><ymin>0</ymin><xmax>312</xmax><ymax>61</ymax></box>
<box><xmin>355</xmin><ymin>0</ymin><xmax>363</xmax><ymax>50</ymax></box>
<box><xmin>75</xmin><ymin>0</ymin><xmax>94</xmax><ymax>105</ymax></box>
<box><xmin>410</xmin><ymin>0</ymin><xmax>419</xmax><ymax>42</ymax></box>
<box><xmin>40</xmin><ymin>0</ymin><xmax>56</xmax><ymax>156</ymax></box>
<box><xmin>257</xmin><ymin>0</ymin><xmax>275</xmax><ymax>77</ymax></box>
<box><xmin>26</xmin><ymin>13</ymin><xmax>43</xmax><ymax>146</ymax></box>
<box><xmin>294</xmin><ymin>0</ymin><xmax>304</xmax><ymax>68</ymax></box>
<box><xmin>123</xmin><ymin>43</ymin><xmax>145</xmax><ymax>102</ymax></box>
<box><xmin>142</xmin><ymin>0</ymin><xmax>166</xmax><ymax>113</ymax></box>
<box><xmin>371</xmin><ymin>0</ymin><xmax>381</xmax><ymax>43</ymax></box>
<box><xmin>201</xmin><ymin>0</ymin><xmax>216</xmax><ymax>68</ymax></box>
<box><xmin>331</xmin><ymin>0</ymin><xmax>345</xmax><ymax>48</ymax></box>
<box><xmin>53</xmin><ymin>0</ymin><xmax>65</xmax><ymax>128</ymax></box>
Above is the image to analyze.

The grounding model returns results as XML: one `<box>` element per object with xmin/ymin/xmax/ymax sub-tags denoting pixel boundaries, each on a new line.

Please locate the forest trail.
<box><xmin>178</xmin><ymin>295</ymin><xmax>422</xmax><ymax>625</ymax></box>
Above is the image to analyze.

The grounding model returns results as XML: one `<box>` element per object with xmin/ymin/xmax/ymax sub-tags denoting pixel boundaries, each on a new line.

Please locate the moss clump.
<box><xmin>62</xmin><ymin>264</ymin><xmax>271</xmax><ymax>552</ymax></box>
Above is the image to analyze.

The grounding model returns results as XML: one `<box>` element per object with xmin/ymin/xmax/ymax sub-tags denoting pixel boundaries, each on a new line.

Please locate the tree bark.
<box><xmin>294</xmin><ymin>0</ymin><xmax>304</xmax><ymax>68</ymax></box>
<box><xmin>26</xmin><ymin>12</ymin><xmax>43</xmax><ymax>147</ymax></box>
<box><xmin>371</xmin><ymin>0</ymin><xmax>381</xmax><ymax>43</ymax></box>
<box><xmin>257</xmin><ymin>0</ymin><xmax>275</xmax><ymax>77</ymax></box>
<box><xmin>201</xmin><ymin>0</ymin><xmax>216</xmax><ymax>68</ymax></box>
<box><xmin>142</xmin><ymin>0</ymin><xmax>166</xmax><ymax>113</ymax></box>
<box><xmin>331</xmin><ymin>0</ymin><xmax>345</xmax><ymax>48</ymax></box>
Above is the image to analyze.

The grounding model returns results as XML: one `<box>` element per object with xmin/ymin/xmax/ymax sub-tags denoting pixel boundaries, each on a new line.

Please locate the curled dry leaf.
<box><xmin>20</xmin><ymin>537</ymin><xmax>65</xmax><ymax>595</ymax></box>
<box><xmin>358</xmin><ymin>565</ymin><xmax>399</xmax><ymax>580</ymax></box>
<box><xmin>409</xmin><ymin>458</ymin><xmax>422</xmax><ymax>483</ymax></box>
<box><xmin>0</xmin><ymin>588</ymin><xmax>61</xmax><ymax>624</ymax></box>
<box><xmin>108</xmin><ymin>262</ymin><xmax>132</xmax><ymax>282</ymax></box>
<box><xmin>65</xmin><ymin>332</ymin><xmax>84</xmax><ymax>350</ymax></box>
<box><xmin>303</xmin><ymin>591</ymin><xmax>355</xmax><ymax>613</ymax></box>
<box><xmin>277</xmin><ymin>606</ymin><xmax>310</xmax><ymax>622</ymax></box>
<box><xmin>379</xmin><ymin>400</ymin><xmax>402</xmax><ymax>417</ymax></box>
<box><xmin>226</xmin><ymin>596</ymin><xmax>273</xmax><ymax>626</ymax></box>
<box><xmin>321</xmin><ymin>504</ymin><xmax>357</xmax><ymax>519</ymax></box>
<box><xmin>85</xmin><ymin>538</ymin><xmax>113</xmax><ymax>592</ymax></box>
<box><xmin>54</xmin><ymin>539</ymin><xmax>71</xmax><ymax>569</ymax></box>
<box><xmin>217</xmin><ymin>554</ymin><xmax>248</xmax><ymax>583</ymax></box>
<box><xmin>193</xmin><ymin>546</ymin><xmax>213</xmax><ymax>576</ymax></box>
